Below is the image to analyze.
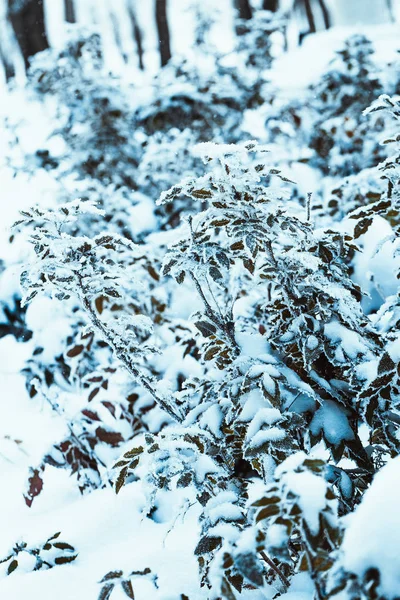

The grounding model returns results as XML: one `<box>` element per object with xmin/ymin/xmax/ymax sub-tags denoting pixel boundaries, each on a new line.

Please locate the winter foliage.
<box><xmin>1</xmin><ymin>5</ymin><xmax>400</xmax><ymax>600</ymax></box>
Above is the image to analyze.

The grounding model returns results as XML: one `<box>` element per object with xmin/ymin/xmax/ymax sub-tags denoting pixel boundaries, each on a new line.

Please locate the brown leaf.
<box><xmin>96</xmin><ymin>428</ymin><xmax>124</xmax><ymax>447</ymax></box>
<box><xmin>354</xmin><ymin>217</ymin><xmax>373</xmax><ymax>239</ymax></box>
<box><xmin>256</xmin><ymin>504</ymin><xmax>280</xmax><ymax>522</ymax></box>
<box><xmin>7</xmin><ymin>560</ymin><xmax>18</xmax><ymax>575</ymax></box>
<box><xmin>95</xmin><ymin>296</ymin><xmax>105</xmax><ymax>314</ymax></box>
<box><xmin>24</xmin><ymin>468</ymin><xmax>44</xmax><ymax>507</ymax></box>
<box><xmin>191</xmin><ymin>189</ymin><xmax>213</xmax><ymax>199</ymax></box>
<box><xmin>88</xmin><ymin>388</ymin><xmax>100</xmax><ymax>402</ymax></box>
<box><xmin>66</xmin><ymin>345</ymin><xmax>84</xmax><ymax>358</ymax></box>
<box><xmin>121</xmin><ymin>579</ymin><xmax>135</xmax><ymax>599</ymax></box>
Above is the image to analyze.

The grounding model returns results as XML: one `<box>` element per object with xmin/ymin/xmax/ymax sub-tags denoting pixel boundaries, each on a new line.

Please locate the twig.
<box><xmin>78</xmin><ymin>282</ymin><xmax>183</xmax><ymax>424</ymax></box>
<box><xmin>306</xmin><ymin>192</ymin><xmax>312</xmax><ymax>223</ymax></box>
<box><xmin>260</xmin><ymin>551</ymin><xmax>290</xmax><ymax>590</ymax></box>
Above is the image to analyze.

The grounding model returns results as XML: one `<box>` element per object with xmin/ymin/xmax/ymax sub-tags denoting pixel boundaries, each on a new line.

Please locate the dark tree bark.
<box><xmin>64</xmin><ymin>0</ymin><xmax>76</xmax><ymax>24</ymax></box>
<box><xmin>8</xmin><ymin>0</ymin><xmax>49</xmax><ymax>70</ymax></box>
<box><xmin>317</xmin><ymin>0</ymin><xmax>331</xmax><ymax>29</ymax></box>
<box><xmin>0</xmin><ymin>19</ymin><xmax>16</xmax><ymax>81</ymax></box>
<box><xmin>303</xmin><ymin>0</ymin><xmax>316</xmax><ymax>33</ymax></box>
<box><xmin>128</xmin><ymin>2</ymin><xmax>144</xmax><ymax>70</ymax></box>
<box><xmin>235</xmin><ymin>0</ymin><xmax>252</xmax><ymax>20</ymax></box>
<box><xmin>297</xmin><ymin>0</ymin><xmax>316</xmax><ymax>44</ymax></box>
<box><xmin>155</xmin><ymin>0</ymin><xmax>171</xmax><ymax>67</ymax></box>
<box><xmin>386</xmin><ymin>0</ymin><xmax>395</xmax><ymax>23</ymax></box>
<box><xmin>263</xmin><ymin>0</ymin><xmax>279</xmax><ymax>11</ymax></box>
<box><xmin>110</xmin><ymin>10</ymin><xmax>128</xmax><ymax>64</ymax></box>
<box><xmin>0</xmin><ymin>44</ymin><xmax>15</xmax><ymax>81</ymax></box>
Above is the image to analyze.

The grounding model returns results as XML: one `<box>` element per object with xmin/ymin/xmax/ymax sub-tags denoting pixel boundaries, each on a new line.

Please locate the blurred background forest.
<box><xmin>0</xmin><ymin>0</ymin><xmax>399</xmax><ymax>85</ymax></box>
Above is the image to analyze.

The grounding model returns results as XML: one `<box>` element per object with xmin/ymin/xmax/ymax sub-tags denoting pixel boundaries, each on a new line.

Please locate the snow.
<box><xmin>351</xmin><ymin>215</ymin><xmax>400</xmax><ymax>312</ymax></box>
<box><xmin>279</xmin><ymin>470</ymin><xmax>327</xmax><ymax>536</ymax></box>
<box><xmin>310</xmin><ymin>400</ymin><xmax>354</xmax><ymax>445</ymax></box>
<box><xmin>1</xmin><ymin>5</ymin><xmax>400</xmax><ymax>598</ymax></box>
<box><xmin>0</xmin><ymin>479</ymin><xmax>203</xmax><ymax>600</ymax></box>
<box><xmin>341</xmin><ymin>456</ymin><xmax>400</xmax><ymax>598</ymax></box>
<box><xmin>271</xmin><ymin>24</ymin><xmax>400</xmax><ymax>93</ymax></box>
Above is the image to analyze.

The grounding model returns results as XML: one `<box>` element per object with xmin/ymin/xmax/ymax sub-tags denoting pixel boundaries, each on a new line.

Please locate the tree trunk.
<box><xmin>110</xmin><ymin>10</ymin><xmax>128</xmax><ymax>63</ymax></box>
<box><xmin>235</xmin><ymin>0</ymin><xmax>252</xmax><ymax>20</ymax></box>
<box><xmin>303</xmin><ymin>0</ymin><xmax>316</xmax><ymax>33</ymax></box>
<box><xmin>8</xmin><ymin>0</ymin><xmax>49</xmax><ymax>70</ymax></box>
<box><xmin>263</xmin><ymin>0</ymin><xmax>279</xmax><ymax>11</ymax></box>
<box><xmin>0</xmin><ymin>18</ymin><xmax>17</xmax><ymax>81</ymax></box>
<box><xmin>64</xmin><ymin>0</ymin><xmax>76</xmax><ymax>24</ymax></box>
<box><xmin>155</xmin><ymin>0</ymin><xmax>171</xmax><ymax>67</ymax></box>
<box><xmin>0</xmin><ymin>43</ymin><xmax>15</xmax><ymax>81</ymax></box>
<box><xmin>317</xmin><ymin>0</ymin><xmax>331</xmax><ymax>29</ymax></box>
<box><xmin>128</xmin><ymin>2</ymin><xmax>144</xmax><ymax>70</ymax></box>
<box><xmin>386</xmin><ymin>0</ymin><xmax>395</xmax><ymax>22</ymax></box>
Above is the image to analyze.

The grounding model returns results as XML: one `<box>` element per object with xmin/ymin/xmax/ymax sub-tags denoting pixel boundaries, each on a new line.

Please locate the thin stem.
<box><xmin>191</xmin><ymin>273</ymin><xmax>240</xmax><ymax>354</ymax></box>
<box><xmin>303</xmin><ymin>0</ymin><xmax>316</xmax><ymax>33</ymax></box>
<box><xmin>206</xmin><ymin>275</ymin><xmax>224</xmax><ymax>322</ymax></box>
<box><xmin>260</xmin><ymin>551</ymin><xmax>290</xmax><ymax>590</ymax></box>
<box><xmin>317</xmin><ymin>0</ymin><xmax>331</xmax><ymax>29</ymax></box>
<box><xmin>265</xmin><ymin>239</ymin><xmax>296</xmax><ymax>317</ymax></box>
<box><xmin>78</xmin><ymin>285</ymin><xmax>182</xmax><ymax>423</ymax></box>
<box><xmin>306</xmin><ymin>192</ymin><xmax>312</xmax><ymax>223</ymax></box>
<box><xmin>191</xmin><ymin>272</ymin><xmax>219</xmax><ymax>322</ymax></box>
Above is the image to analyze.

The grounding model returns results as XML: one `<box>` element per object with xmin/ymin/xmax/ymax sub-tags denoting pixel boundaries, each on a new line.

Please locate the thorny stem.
<box><xmin>77</xmin><ymin>282</ymin><xmax>183</xmax><ymax>424</ymax></box>
<box><xmin>260</xmin><ymin>551</ymin><xmax>290</xmax><ymax>591</ymax></box>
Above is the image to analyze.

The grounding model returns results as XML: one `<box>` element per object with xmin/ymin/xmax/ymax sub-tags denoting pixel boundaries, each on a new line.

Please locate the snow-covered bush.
<box><xmin>3</xmin><ymin>17</ymin><xmax>400</xmax><ymax>600</ymax></box>
<box><xmin>308</xmin><ymin>35</ymin><xmax>385</xmax><ymax>176</ymax></box>
<box><xmin>28</xmin><ymin>29</ymin><xmax>140</xmax><ymax>188</ymax></box>
<box><xmin>264</xmin><ymin>35</ymin><xmax>389</xmax><ymax>180</ymax></box>
<box><xmin>0</xmin><ymin>532</ymin><xmax>77</xmax><ymax>577</ymax></box>
<box><xmin>16</xmin><ymin>138</ymin><xmax>400</xmax><ymax>598</ymax></box>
